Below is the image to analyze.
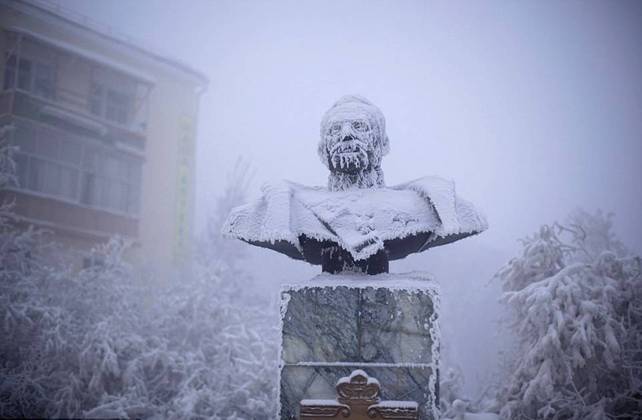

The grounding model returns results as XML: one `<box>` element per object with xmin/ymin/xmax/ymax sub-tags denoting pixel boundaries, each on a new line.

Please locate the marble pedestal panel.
<box><xmin>279</xmin><ymin>272</ymin><xmax>439</xmax><ymax>419</ymax></box>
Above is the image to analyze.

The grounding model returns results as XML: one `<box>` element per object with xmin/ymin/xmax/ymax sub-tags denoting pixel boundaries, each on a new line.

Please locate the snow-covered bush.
<box><xmin>0</xmin><ymin>148</ymin><xmax>277</xmax><ymax>418</ymax></box>
<box><xmin>440</xmin><ymin>366</ymin><xmax>466</xmax><ymax>416</ymax></box>
<box><xmin>495</xmin><ymin>210</ymin><xmax>641</xmax><ymax>419</ymax></box>
<box><xmin>439</xmin><ymin>365</ymin><xmax>500</xmax><ymax>420</ymax></box>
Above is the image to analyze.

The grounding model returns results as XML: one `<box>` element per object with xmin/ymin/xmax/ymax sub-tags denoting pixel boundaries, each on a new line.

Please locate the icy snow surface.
<box><xmin>373</xmin><ymin>400</ymin><xmax>419</xmax><ymax>409</ymax></box>
<box><xmin>299</xmin><ymin>399</ymin><xmax>348</xmax><ymax>407</ymax></box>
<box><xmin>336</xmin><ymin>369</ymin><xmax>380</xmax><ymax>386</ymax></box>
<box><xmin>282</xmin><ymin>271</ymin><xmax>438</xmax><ymax>293</ymax></box>
<box><xmin>223</xmin><ymin>176</ymin><xmax>487</xmax><ymax>262</ymax></box>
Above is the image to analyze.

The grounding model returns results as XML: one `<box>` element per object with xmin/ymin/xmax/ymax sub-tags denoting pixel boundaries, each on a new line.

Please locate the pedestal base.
<box><xmin>278</xmin><ymin>272</ymin><xmax>440</xmax><ymax>419</ymax></box>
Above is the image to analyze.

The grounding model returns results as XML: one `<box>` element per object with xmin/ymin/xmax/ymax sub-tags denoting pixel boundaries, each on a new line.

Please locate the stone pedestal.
<box><xmin>278</xmin><ymin>272</ymin><xmax>439</xmax><ymax>420</ymax></box>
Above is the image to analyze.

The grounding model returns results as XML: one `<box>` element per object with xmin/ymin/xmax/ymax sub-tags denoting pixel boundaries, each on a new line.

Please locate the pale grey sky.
<box><xmin>60</xmin><ymin>0</ymin><xmax>642</xmax><ymax>257</ymax></box>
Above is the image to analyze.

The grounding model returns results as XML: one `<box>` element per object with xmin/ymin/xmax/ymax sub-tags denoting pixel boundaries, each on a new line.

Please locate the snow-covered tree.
<box><xmin>0</xmin><ymin>125</ymin><xmax>15</xmax><ymax>189</ymax></box>
<box><xmin>495</xmin><ymin>210</ymin><xmax>641</xmax><ymax>419</ymax></box>
<box><xmin>197</xmin><ymin>157</ymin><xmax>253</xmax><ymax>278</ymax></box>
<box><xmin>0</xmin><ymin>148</ymin><xmax>277</xmax><ymax>419</ymax></box>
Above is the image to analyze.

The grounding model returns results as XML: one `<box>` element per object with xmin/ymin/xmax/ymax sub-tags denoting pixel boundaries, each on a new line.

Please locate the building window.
<box><xmin>88</xmin><ymin>82</ymin><xmax>103</xmax><ymax>116</ymax></box>
<box><xmin>3</xmin><ymin>54</ymin><xmax>56</xmax><ymax>99</ymax></box>
<box><xmin>106</xmin><ymin>89</ymin><xmax>132</xmax><ymax>125</ymax></box>
<box><xmin>33</xmin><ymin>61</ymin><xmax>55</xmax><ymax>99</ymax></box>
<box><xmin>11</xmin><ymin>121</ymin><xmax>142</xmax><ymax>216</ymax></box>
<box><xmin>3</xmin><ymin>54</ymin><xmax>16</xmax><ymax>90</ymax></box>
<box><xmin>79</xmin><ymin>148</ymin><xmax>140</xmax><ymax>214</ymax></box>
<box><xmin>88</xmin><ymin>69</ymin><xmax>135</xmax><ymax>126</ymax></box>
<box><xmin>4</xmin><ymin>33</ymin><xmax>149</xmax><ymax>133</ymax></box>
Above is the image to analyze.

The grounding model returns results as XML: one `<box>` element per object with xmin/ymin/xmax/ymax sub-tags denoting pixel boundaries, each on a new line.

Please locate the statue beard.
<box><xmin>325</xmin><ymin>135</ymin><xmax>385</xmax><ymax>191</ymax></box>
<box><xmin>329</xmin><ymin>137</ymin><xmax>370</xmax><ymax>174</ymax></box>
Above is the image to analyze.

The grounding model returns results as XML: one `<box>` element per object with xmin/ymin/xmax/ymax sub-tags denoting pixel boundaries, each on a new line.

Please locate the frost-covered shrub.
<box><xmin>495</xmin><ymin>210</ymin><xmax>641</xmax><ymax>419</ymax></box>
<box><xmin>439</xmin><ymin>365</ymin><xmax>500</xmax><ymax>420</ymax></box>
<box><xmin>149</xmin><ymin>267</ymin><xmax>278</xmax><ymax>420</ymax></box>
<box><xmin>0</xmin><ymin>149</ymin><xmax>277</xmax><ymax>418</ymax></box>
<box><xmin>440</xmin><ymin>366</ymin><xmax>466</xmax><ymax>416</ymax></box>
<box><xmin>0</xmin><ymin>232</ymin><xmax>277</xmax><ymax>420</ymax></box>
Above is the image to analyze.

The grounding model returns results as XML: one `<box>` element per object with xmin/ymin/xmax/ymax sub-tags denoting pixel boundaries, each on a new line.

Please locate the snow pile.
<box><xmin>223</xmin><ymin>176</ymin><xmax>487</xmax><ymax>263</ymax></box>
<box><xmin>374</xmin><ymin>400</ymin><xmax>419</xmax><ymax>409</ymax></box>
<box><xmin>336</xmin><ymin>369</ymin><xmax>381</xmax><ymax>387</ymax></box>
<box><xmin>494</xmin><ymin>210</ymin><xmax>641</xmax><ymax>419</ymax></box>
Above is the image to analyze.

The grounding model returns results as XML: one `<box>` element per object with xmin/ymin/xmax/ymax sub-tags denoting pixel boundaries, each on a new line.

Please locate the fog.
<box><xmin>61</xmin><ymin>0</ymin><xmax>642</xmax><ymax>399</ymax></box>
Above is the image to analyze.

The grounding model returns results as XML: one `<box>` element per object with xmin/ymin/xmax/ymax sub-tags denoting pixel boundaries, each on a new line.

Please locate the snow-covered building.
<box><xmin>0</xmin><ymin>0</ymin><xmax>207</xmax><ymax>268</ymax></box>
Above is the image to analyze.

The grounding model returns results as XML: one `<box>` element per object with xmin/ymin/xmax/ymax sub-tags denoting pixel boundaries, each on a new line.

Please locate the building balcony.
<box><xmin>0</xmin><ymin>89</ymin><xmax>146</xmax><ymax>153</ymax></box>
<box><xmin>1</xmin><ymin>110</ymin><xmax>143</xmax><ymax>241</ymax></box>
<box><xmin>0</xmin><ymin>188</ymin><xmax>139</xmax><ymax>241</ymax></box>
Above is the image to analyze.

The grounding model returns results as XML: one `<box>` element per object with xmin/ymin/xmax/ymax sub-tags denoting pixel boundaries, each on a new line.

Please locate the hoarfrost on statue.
<box><xmin>224</xmin><ymin>95</ymin><xmax>487</xmax><ymax>275</ymax></box>
<box><xmin>318</xmin><ymin>95</ymin><xmax>389</xmax><ymax>191</ymax></box>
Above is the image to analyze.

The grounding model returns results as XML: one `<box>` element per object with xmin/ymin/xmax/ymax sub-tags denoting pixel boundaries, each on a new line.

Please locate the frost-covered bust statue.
<box><xmin>223</xmin><ymin>95</ymin><xmax>487</xmax><ymax>274</ymax></box>
<box><xmin>319</xmin><ymin>95</ymin><xmax>389</xmax><ymax>191</ymax></box>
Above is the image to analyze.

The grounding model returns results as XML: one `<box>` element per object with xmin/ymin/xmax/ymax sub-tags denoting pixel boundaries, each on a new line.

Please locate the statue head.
<box><xmin>318</xmin><ymin>95</ymin><xmax>390</xmax><ymax>191</ymax></box>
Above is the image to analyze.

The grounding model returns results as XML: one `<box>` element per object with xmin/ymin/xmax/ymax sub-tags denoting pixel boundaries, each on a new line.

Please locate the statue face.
<box><xmin>318</xmin><ymin>95</ymin><xmax>390</xmax><ymax>187</ymax></box>
<box><xmin>323</xmin><ymin>117</ymin><xmax>375</xmax><ymax>174</ymax></box>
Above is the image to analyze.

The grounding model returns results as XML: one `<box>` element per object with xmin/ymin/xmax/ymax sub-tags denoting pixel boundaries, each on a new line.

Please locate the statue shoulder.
<box><xmin>392</xmin><ymin>175</ymin><xmax>455</xmax><ymax>195</ymax></box>
<box><xmin>221</xmin><ymin>179</ymin><xmax>328</xmax><ymax>246</ymax></box>
<box><xmin>393</xmin><ymin>175</ymin><xmax>488</xmax><ymax>237</ymax></box>
<box><xmin>222</xmin><ymin>180</ymin><xmax>298</xmax><ymax>243</ymax></box>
